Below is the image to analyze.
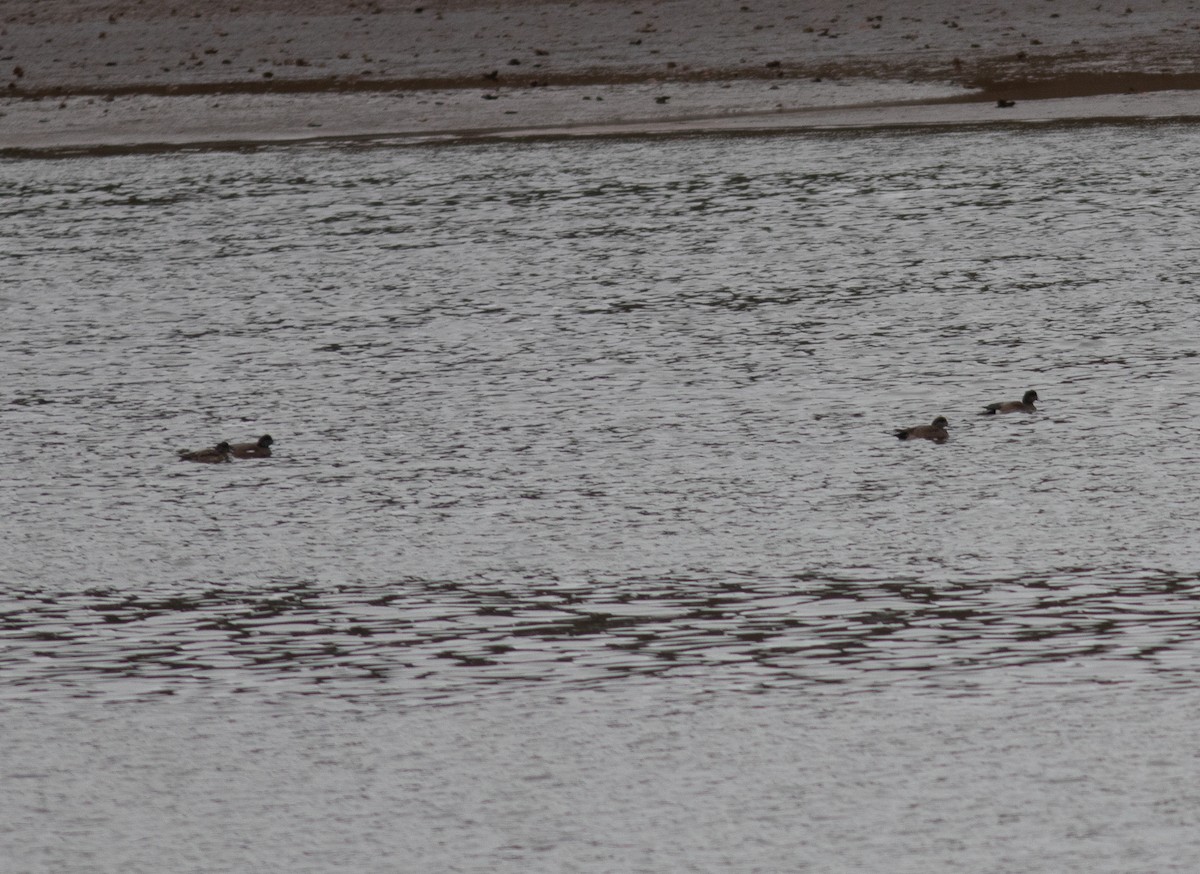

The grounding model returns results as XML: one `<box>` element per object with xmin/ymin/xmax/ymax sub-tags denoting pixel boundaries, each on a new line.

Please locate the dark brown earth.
<box><xmin>3</xmin><ymin>0</ymin><xmax>1199</xmax><ymax>149</ymax></box>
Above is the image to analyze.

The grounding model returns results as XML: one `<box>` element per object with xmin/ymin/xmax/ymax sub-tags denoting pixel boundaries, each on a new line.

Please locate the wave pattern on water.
<box><xmin>4</xmin><ymin>568</ymin><xmax>1200</xmax><ymax>701</ymax></box>
<box><xmin>3</xmin><ymin>126</ymin><xmax>1200</xmax><ymax>701</ymax></box>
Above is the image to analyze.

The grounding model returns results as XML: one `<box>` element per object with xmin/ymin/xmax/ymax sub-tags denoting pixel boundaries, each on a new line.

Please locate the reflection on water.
<box><xmin>3</xmin><ymin>125</ymin><xmax>1200</xmax><ymax>703</ymax></box>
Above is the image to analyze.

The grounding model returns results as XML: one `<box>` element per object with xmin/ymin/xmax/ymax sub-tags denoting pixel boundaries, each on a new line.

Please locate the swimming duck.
<box><xmin>178</xmin><ymin>441</ymin><xmax>231</xmax><ymax>463</ymax></box>
<box><xmin>982</xmin><ymin>389</ymin><xmax>1038</xmax><ymax>415</ymax></box>
<box><xmin>894</xmin><ymin>416</ymin><xmax>949</xmax><ymax>443</ymax></box>
<box><xmin>229</xmin><ymin>434</ymin><xmax>273</xmax><ymax>459</ymax></box>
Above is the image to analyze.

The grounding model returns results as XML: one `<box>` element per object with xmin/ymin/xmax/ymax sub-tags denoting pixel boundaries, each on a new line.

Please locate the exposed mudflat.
<box><xmin>3</xmin><ymin>0</ymin><xmax>1200</xmax><ymax>149</ymax></box>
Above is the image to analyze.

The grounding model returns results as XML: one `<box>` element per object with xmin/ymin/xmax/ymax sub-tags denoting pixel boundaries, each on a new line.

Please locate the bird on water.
<box><xmin>982</xmin><ymin>390</ymin><xmax>1038</xmax><ymax>415</ymax></box>
<box><xmin>229</xmin><ymin>434</ymin><xmax>273</xmax><ymax>459</ymax></box>
<box><xmin>894</xmin><ymin>416</ymin><xmax>949</xmax><ymax>444</ymax></box>
<box><xmin>178</xmin><ymin>442</ymin><xmax>232</xmax><ymax>463</ymax></box>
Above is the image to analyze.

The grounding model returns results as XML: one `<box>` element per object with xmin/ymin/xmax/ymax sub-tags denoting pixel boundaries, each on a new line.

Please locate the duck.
<box><xmin>178</xmin><ymin>441</ymin><xmax>232</xmax><ymax>463</ymax></box>
<box><xmin>894</xmin><ymin>416</ymin><xmax>949</xmax><ymax>443</ymax></box>
<box><xmin>229</xmin><ymin>434</ymin><xmax>273</xmax><ymax>459</ymax></box>
<box><xmin>982</xmin><ymin>389</ymin><xmax>1038</xmax><ymax>415</ymax></box>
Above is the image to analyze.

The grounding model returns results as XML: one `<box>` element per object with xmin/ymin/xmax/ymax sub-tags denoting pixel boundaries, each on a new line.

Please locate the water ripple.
<box><xmin>5</xmin><ymin>125</ymin><xmax>1200</xmax><ymax>702</ymax></box>
<box><xmin>1</xmin><ymin>568</ymin><xmax>1198</xmax><ymax>701</ymax></box>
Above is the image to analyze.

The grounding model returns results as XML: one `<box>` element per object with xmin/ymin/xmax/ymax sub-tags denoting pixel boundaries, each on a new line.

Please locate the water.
<box><xmin>3</xmin><ymin>124</ymin><xmax>1200</xmax><ymax>872</ymax></box>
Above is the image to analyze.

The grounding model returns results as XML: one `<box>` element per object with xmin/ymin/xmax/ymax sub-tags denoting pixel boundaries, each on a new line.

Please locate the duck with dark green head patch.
<box><xmin>983</xmin><ymin>390</ymin><xmax>1038</xmax><ymax>415</ymax></box>
<box><xmin>229</xmin><ymin>434</ymin><xmax>273</xmax><ymax>459</ymax></box>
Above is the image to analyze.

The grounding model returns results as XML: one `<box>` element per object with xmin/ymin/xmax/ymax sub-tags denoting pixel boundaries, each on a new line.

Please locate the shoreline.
<box><xmin>3</xmin><ymin>1</ymin><xmax>1199</xmax><ymax>153</ymax></box>
<box><xmin>4</xmin><ymin>80</ymin><xmax>1198</xmax><ymax>156</ymax></box>
<box><xmin>7</xmin><ymin>97</ymin><xmax>1198</xmax><ymax>159</ymax></box>
<box><xmin>6</xmin><ymin>62</ymin><xmax>1200</xmax><ymax>101</ymax></box>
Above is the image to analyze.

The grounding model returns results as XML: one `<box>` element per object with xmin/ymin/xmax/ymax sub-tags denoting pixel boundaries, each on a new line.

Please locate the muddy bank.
<box><xmin>3</xmin><ymin>0</ymin><xmax>1199</xmax><ymax>150</ymax></box>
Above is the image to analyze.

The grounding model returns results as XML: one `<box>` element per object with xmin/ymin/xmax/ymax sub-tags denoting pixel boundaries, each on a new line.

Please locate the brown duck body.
<box><xmin>895</xmin><ymin>416</ymin><xmax>949</xmax><ymax>444</ymax></box>
<box><xmin>983</xmin><ymin>390</ymin><xmax>1038</xmax><ymax>415</ymax></box>
<box><xmin>229</xmin><ymin>434</ymin><xmax>273</xmax><ymax>459</ymax></box>
<box><xmin>178</xmin><ymin>442</ymin><xmax>231</xmax><ymax>463</ymax></box>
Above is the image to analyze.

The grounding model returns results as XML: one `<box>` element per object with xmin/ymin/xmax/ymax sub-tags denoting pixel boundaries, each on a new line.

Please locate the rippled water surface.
<box><xmin>4</xmin><ymin>125</ymin><xmax>1200</xmax><ymax>872</ymax></box>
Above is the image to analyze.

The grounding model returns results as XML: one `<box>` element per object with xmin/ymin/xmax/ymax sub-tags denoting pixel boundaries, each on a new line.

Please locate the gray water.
<box><xmin>4</xmin><ymin>124</ymin><xmax>1200</xmax><ymax>872</ymax></box>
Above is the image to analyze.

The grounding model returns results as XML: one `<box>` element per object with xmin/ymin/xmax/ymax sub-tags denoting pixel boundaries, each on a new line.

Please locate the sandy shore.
<box><xmin>3</xmin><ymin>0</ymin><xmax>1199</xmax><ymax>151</ymax></box>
